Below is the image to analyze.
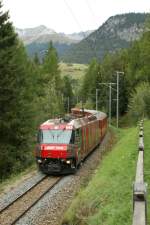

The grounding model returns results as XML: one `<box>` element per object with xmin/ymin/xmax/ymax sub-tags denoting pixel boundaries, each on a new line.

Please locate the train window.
<box><xmin>39</xmin><ymin>129</ymin><xmax>72</xmax><ymax>144</ymax></box>
<box><xmin>37</xmin><ymin>130</ymin><xmax>42</xmax><ymax>143</ymax></box>
<box><xmin>70</xmin><ymin>130</ymin><xmax>75</xmax><ymax>144</ymax></box>
<box><xmin>76</xmin><ymin>129</ymin><xmax>80</xmax><ymax>137</ymax></box>
<box><xmin>75</xmin><ymin>129</ymin><xmax>82</xmax><ymax>143</ymax></box>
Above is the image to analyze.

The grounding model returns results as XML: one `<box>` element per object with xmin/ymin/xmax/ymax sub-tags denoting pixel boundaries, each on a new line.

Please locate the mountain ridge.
<box><xmin>61</xmin><ymin>13</ymin><xmax>149</xmax><ymax>63</ymax></box>
<box><xmin>16</xmin><ymin>25</ymin><xmax>94</xmax><ymax>59</ymax></box>
<box><xmin>16</xmin><ymin>13</ymin><xmax>149</xmax><ymax>62</ymax></box>
<box><xmin>16</xmin><ymin>25</ymin><xmax>93</xmax><ymax>45</ymax></box>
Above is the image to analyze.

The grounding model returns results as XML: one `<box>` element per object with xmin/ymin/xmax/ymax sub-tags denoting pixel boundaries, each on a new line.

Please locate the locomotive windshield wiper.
<box><xmin>57</xmin><ymin>128</ymin><xmax>66</xmax><ymax>139</ymax></box>
<box><xmin>48</xmin><ymin>130</ymin><xmax>54</xmax><ymax>139</ymax></box>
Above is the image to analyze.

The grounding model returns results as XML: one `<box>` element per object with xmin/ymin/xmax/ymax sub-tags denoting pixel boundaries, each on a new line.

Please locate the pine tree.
<box><xmin>80</xmin><ymin>59</ymin><xmax>103</xmax><ymax>109</ymax></box>
<box><xmin>0</xmin><ymin>2</ymin><xmax>35</xmax><ymax>178</ymax></box>
<box><xmin>62</xmin><ymin>76</ymin><xmax>74</xmax><ymax>112</ymax></box>
<box><xmin>41</xmin><ymin>42</ymin><xmax>64</xmax><ymax>119</ymax></box>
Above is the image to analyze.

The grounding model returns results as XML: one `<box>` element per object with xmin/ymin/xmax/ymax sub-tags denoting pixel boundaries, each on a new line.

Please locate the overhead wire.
<box><xmin>63</xmin><ymin>0</ymin><xmax>97</xmax><ymax>58</ymax></box>
<box><xmin>63</xmin><ymin>0</ymin><xmax>101</xmax><ymax>108</ymax></box>
<box><xmin>63</xmin><ymin>0</ymin><xmax>85</xmax><ymax>38</ymax></box>
<box><xmin>84</xmin><ymin>0</ymin><xmax>97</xmax><ymax>26</ymax></box>
<box><xmin>84</xmin><ymin>0</ymin><xmax>99</xmax><ymax>59</ymax></box>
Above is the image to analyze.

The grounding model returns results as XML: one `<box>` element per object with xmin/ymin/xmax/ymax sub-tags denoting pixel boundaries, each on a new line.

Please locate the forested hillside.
<box><xmin>78</xmin><ymin>16</ymin><xmax>150</xmax><ymax>121</ymax></box>
<box><xmin>62</xmin><ymin>13</ymin><xmax>149</xmax><ymax>63</ymax></box>
<box><xmin>26</xmin><ymin>42</ymin><xmax>72</xmax><ymax>60</ymax></box>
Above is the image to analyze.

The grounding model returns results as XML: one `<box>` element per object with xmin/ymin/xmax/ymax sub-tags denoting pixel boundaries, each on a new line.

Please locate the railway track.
<box><xmin>0</xmin><ymin>176</ymin><xmax>62</xmax><ymax>225</ymax></box>
<box><xmin>0</xmin><ymin>174</ymin><xmax>47</xmax><ymax>213</ymax></box>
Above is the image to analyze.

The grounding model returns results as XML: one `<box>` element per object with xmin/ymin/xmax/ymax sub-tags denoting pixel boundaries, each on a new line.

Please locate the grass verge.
<box><xmin>59</xmin><ymin>62</ymin><xmax>87</xmax><ymax>80</ymax></box>
<box><xmin>62</xmin><ymin>121</ymin><xmax>150</xmax><ymax>225</ymax></box>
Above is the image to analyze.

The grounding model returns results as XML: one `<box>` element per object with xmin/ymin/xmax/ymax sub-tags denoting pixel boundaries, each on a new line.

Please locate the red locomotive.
<box><xmin>35</xmin><ymin>108</ymin><xmax>107</xmax><ymax>174</ymax></box>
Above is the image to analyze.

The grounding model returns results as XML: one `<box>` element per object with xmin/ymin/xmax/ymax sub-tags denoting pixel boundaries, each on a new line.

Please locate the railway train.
<box><xmin>35</xmin><ymin>108</ymin><xmax>107</xmax><ymax>174</ymax></box>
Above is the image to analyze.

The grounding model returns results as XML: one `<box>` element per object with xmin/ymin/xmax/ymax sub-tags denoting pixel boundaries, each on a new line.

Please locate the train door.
<box><xmin>86</xmin><ymin>125</ymin><xmax>89</xmax><ymax>152</ymax></box>
<box><xmin>82</xmin><ymin>127</ymin><xmax>86</xmax><ymax>156</ymax></box>
<box><xmin>96</xmin><ymin>121</ymin><xmax>99</xmax><ymax>143</ymax></box>
<box><xmin>90</xmin><ymin>123</ymin><xmax>93</xmax><ymax>148</ymax></box>
<box><xmin>93</xmin><ymin>121</ymin><xmax>96</xmax><ymax>145</ymax></box>
<box><xmin>75</xmin><ymin>128</ymin><xmax>82</xmax><ymax>162</ymax></box>
<box><xmin>99</xmin><ymin>120</ymin><xmax>103</xmax><ymax>140</ymax></box>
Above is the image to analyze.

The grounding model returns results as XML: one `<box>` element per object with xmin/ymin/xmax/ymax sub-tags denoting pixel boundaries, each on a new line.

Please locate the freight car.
<box><xmin>35</xmin><ymin>108</ymin><xmax>107</xmax><ymax>174</ymax></box>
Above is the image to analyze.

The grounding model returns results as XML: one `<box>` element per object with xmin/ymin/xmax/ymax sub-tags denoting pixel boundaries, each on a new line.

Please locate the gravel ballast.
<box><xmin>0</xmin><ymin>171</ymin><xmax>45</xmax><ymax>212</ymax></box>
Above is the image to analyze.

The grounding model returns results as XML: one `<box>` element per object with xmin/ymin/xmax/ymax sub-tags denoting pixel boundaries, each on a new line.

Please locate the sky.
<box><xmin>2</xmin><ymin>0</ymin><xmax>150</xmax><ymax>34</ymax></box>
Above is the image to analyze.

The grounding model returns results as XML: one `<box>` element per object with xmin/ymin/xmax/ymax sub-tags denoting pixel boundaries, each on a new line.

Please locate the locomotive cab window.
<box><xmin>37</xmin><ymin>130</ymin><xmax>42</xmax><ymax>143</ymax></box>
<box><xmin>38</xmin><ymin>129</ymin><xmax>74</xmax><ymax>144</ymax></box>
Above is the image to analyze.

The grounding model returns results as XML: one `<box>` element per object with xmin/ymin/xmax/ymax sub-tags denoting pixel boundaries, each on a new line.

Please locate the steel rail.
<box><xmin>10</xmin><ymin>176</ymin><xmax>62</xmax><ymax>225</ymax></box>
<box><xmin>0</xmin><ymin>174</ymin><xmax>47</xmax><ymax>214</ymax></box>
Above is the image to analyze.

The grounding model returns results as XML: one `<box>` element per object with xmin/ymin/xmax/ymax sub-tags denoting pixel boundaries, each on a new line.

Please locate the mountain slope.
<box><xmin>16</xmin><ymin>25</ymin><xmax>93</xmax><ymax>59</ymax></box>
<box><xmin>26</xmin><ymin>42</ymin><xmax>72</xmax><ymax>59</ymax></box>
<box><xmin>61</xmin><ymin>13</ymin><xmax>149</xmax><ymax>64</ymax></box>
<box><xmin>66</xmin><ymin>30</ymin><xmax>94</xmax><ymax>41</ymax></box>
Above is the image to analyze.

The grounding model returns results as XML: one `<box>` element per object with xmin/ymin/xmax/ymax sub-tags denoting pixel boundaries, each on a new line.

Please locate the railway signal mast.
<box><xmin>116</xmin><ymin>71</ymin><xmax>124</xmax><ymax>128</ymax></box>
<box><xmin>99</xmin><ymin>82</ymin><xmax>116</xmax><ymax>126</ymax></box>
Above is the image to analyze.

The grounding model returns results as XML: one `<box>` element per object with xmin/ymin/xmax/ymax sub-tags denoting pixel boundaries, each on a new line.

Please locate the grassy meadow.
<box><xmin>62</xmin><ymin>120</ymin><xmax>150</xmax><ymax>225</ymax></box>
<box><xmin>59</xmin><ymin>62</ymin><xmax>87</xmax><ymax>80</ymax></box>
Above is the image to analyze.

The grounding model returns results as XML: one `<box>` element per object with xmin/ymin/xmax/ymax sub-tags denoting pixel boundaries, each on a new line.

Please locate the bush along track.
<box><xmin>62</xmin><ymin>122</ymin><xmax>150</xmax><ymax>225</ymax></box>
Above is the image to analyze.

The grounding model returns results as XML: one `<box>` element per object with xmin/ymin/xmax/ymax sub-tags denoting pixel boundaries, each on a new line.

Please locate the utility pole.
<box><xmin>99</xmin><ymin>82</ymin><xmax>116</xmax><ymax>126</ymax></box>
<box><xmin>109</xmin><ymin>83</ymin><xmax>112</xmax><ymax>126</ymax></box>
<box><xmin>116</xmin><ymin>71</ymin><xmax>124</xmax><ymax>128</ymax></box>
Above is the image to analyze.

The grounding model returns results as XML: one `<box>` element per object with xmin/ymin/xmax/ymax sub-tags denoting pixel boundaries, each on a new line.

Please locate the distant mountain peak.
<box><xmin>16</xmin><ymin>25</ymin><xmax>56</xmax><ymax>39</ymax></box>
<box><xmin>16</xmin><ymin>25</ymin><xmax>93</xmax><ymax>45</ymax></box>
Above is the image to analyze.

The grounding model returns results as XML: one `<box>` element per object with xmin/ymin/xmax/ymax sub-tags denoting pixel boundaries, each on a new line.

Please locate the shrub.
<box><xmin>128</xmin><ymin>82</ymin><xmax>150</xmax><ymax>121</ymax></box>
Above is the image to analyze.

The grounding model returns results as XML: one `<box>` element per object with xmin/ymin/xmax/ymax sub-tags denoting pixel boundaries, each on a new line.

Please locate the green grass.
<box><xmin>59</xmin><ymin>62</ymin><xmax>87</xmax><ymax>80</ymax></box>
<box><xmin>62</xmin><ymin>121</ymin><xmax>150</xmax><ymax>225</ymax></box>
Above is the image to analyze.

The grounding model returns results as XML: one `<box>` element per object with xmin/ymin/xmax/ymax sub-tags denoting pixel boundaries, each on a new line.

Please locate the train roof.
<box><xmin>40</xmin><ymin>108</ymin><xmax>107</xmax><ymax>130</ymax></box>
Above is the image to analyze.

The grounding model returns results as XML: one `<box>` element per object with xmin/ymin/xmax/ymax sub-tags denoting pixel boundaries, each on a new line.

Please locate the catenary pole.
<box><xmin>99</xmin><ymin>82</ymin><xmax>116</xmax><ymax>126</ymax></box>
<box><xmin>116</xmin><ymin>71</ymin><xmax>124</xmax><ymax>128</ymax></box>
<box><xmin>109</xmin><ymin>83</ymin><xmax>112</xmax><ymax>125</ymax></box>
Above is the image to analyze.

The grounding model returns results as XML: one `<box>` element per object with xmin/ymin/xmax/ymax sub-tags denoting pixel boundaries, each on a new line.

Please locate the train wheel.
<box><xmin>77</xmin><ymin>161</ymin><xmax>83</xmax><ymax>169</ymax></box>
<box><xmin>38</xmin><ymin>164</ymin><xmax>45</xmax><ymax>174</ymax></box>
<box><xmin>71</xmin><ymin>160</ymin><xmax>77</xmax><ymax>174</ymax></box>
